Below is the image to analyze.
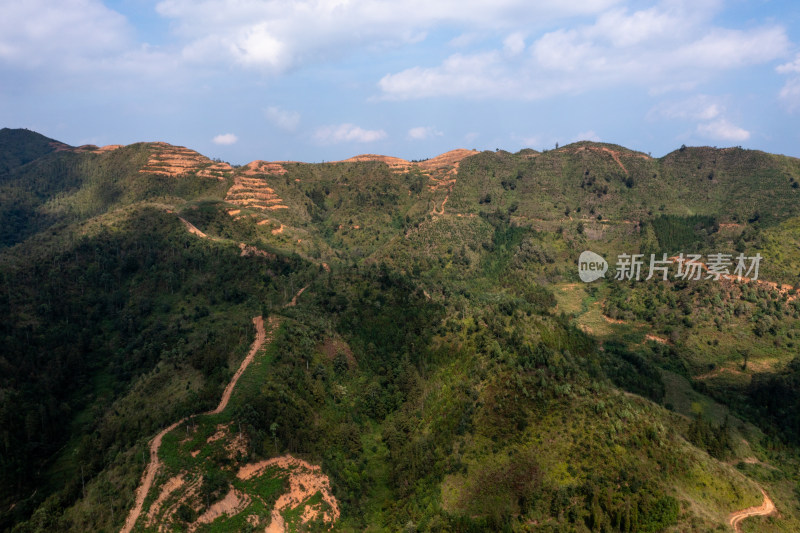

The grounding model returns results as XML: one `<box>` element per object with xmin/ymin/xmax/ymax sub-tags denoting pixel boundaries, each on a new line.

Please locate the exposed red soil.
<box><xmin>338</xmin><ymin>154</ymin><xmax>411</xmax><ymax>170</ymax></box>
<box><xmin>225</xmin><ymin>175</ymin><xmax>288</xmax><ymax>211</ymax></box>
<box><xmin>121</xmin><ymin>418</ymin><xmax>187</xmax><ymax>533</ymax></box>
<box><xmin>145</xmin><ymin>475</ymin><xmax>185</xmax><ymax>528</ymax></box>
<box><xmin>557</xmin><ymin>145</ymin><xmax>652</xmax><ymax>174</ymax></box>
<box><xmin>139</xmin><ymin>142</ymin><xmax>231</xmax><ymax>179</ymax></box>
<box><xmin>320</xmin><ymin>338</ymin><xmax>356</xmax><ymax>367</ymax></box>
<box><xmin>241</xmin><ymin>160</ymin><xmax>287</xmax><ymax>176</ymax></box>
<box><xmin>49</xmin><ymin>141</ymin><xmax>73</xmax><ymax>152</ymax></box>
<box><xmin>206</xmin><ymin>425</ymin><xmax>228</xmax><ymax>444</ymax></box>
<box><xmin>431</xmin><ymin>193</ymin><xmax>449</xmax><ymax>216</ymax></box>
<box><xmin>729</xmin><ymin>488</ymin><xmax>775</xmax><ymax>532</ymax></box>
<box><xmin>121</xmin><ymin>317</ymin><xmax>270</xmax><ymax>533</ymax></box>
<box><xmin>236</xmin><ymin>455</ymin><xmax>340</xmax><ymax>532</ymax></box>
<box><xmin>645</xmin><ymin>333</ymin><xmax>669</xmax><ymax>344</ymax></box>
<box><xmin>73</xmin><ymin>144</ymin><xmax>124</xmax><ymax>154</ymax></box>
<box><xmin>159</xmin><ymin>476</ymin><xmax>203</xmax><ymax>532</ymax></box>
<box><xmin>124</xmin><ymin>303</ymin><xmax>338</xmax><ymax>532</ymax></box>
<box><xmin>417</xmin><ymin>149</ymin><xmax>478</xmax><ymax>172</ymax></box>
<box><xmin>224</xmin><ymin>149</ymin><xmax>476</xmax><ymax>221</ymax></box>
<box><xmin>178</xmin><ymin>217</ymin><xmax>208</xmax><ymax>239</ymax></box>
<box><xmin>694</xmin><ymin>367</ymin><xmax>745</xmax><ymax>381</ymax></box>
<box><xmin>238</xmin><ymin>243</ymin><xmax>274</xmax><ymax>258</ymax></box>
<box><xmin>289</xmin><ymin>286</ymin><xmax>307</xmax><ymax>307</ymax></box>
<box><xmin>666</xmin><ymin>256</ymin><xmax>799</xmax><ymax>300</ymax></box>
<box><xmin>337</xmin><ymin>149</ymin><xmax>477</xmax><ymax>177</ymax></box>
<box><xmin>210</xmin><ymin>316</ymin><xmax>268</xmax><ymax>415</ymax></box>
<box><xmin>189</xmin><ymin>488</ymin><xmax>251</xmax><ymax>532</ymax></box>
<box><xmin>561</xmin><ymin>145</ymin><xmax>630</xmax><ymax>174</ymax></box>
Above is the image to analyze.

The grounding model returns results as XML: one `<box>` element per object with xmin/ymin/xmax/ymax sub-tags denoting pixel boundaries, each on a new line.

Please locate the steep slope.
<box><xmin>0</xmin><ymin>140</ymin><xmax>233</xmax><ymax>249</ymax></box>
<box><xmin>0</xmin><ymin>128</ymin><xmax>69</xmax><ymax>174</ymax></box>
<box><xmin>139</xmin><ymin>142</ymin><xmax>233</xmax><ymax>180</ymax></box>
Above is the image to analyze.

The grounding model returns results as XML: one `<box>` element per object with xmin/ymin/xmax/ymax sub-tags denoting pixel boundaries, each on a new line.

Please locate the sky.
<box><xmin>1</xmin><ymin>0</ymin><xmax>800</xmax><ymax>164</ymax></box>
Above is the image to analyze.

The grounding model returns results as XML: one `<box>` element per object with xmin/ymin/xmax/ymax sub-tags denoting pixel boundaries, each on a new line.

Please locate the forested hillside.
<box><xmin>3</xmin><ymin>128</ymin><xmax>800</xmax><ymax>532</ymax></box>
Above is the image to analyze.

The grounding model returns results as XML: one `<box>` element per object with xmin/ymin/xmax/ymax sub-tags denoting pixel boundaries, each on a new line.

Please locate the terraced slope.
<box><xmin>139</xmin><ymin>142</ymin><xmax>233</xmax><ymax>180</ymax></box>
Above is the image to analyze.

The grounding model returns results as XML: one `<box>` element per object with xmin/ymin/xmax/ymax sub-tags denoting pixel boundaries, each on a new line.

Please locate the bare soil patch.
<box><xmin>140</xmin><ymin>143</ymin><xmax>231</xmax><ymax>179</ymax></box>
<box><xmin>237</xmin><ymin>455</ymin><xmax>340</xmax><ymax>532</ymax></box>
<box><xmin>121</xmin><ymin>316</ymin><xmax>269</xmax><ymax>532</ymax></box>
<box><xmin>729</xmin><ymin>488</ymin><xmax>775</xmax><ymax>533</ymax></box>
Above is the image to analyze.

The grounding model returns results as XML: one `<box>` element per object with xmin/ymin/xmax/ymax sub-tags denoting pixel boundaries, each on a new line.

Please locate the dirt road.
<box><xmin>210</xmin><ymin>316</ymin><xmax>266</xmax><ymax>415</ymax></box>
<box><xmin>729</xmin><ymin>488</ymin><xmax>775</xmax><ymax>532</ymax></box>
<box><xmin>120</xmin><ymin>316</ymin><xmax>268</xmax><ymax>533</ymax></box>
<box><xmin>120</xmin><ymin>418</ymin><xmax>186</xmax><ymax>533</ymax></box>
<box><xmin>289</xmin><ymin>285</ymin><xmax>308</xmax><ymax>307</ymax></box>
<box><xmin>178</xmin><ymin>217</ymin><xmax>208</xmax><ymax>239</ymax></box>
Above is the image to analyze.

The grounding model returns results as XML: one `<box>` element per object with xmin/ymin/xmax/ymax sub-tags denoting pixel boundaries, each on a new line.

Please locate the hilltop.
<box><xmin>3</xmin><ymin>129</ymin><xmax>800</xmax><ymax>532</ymax></box>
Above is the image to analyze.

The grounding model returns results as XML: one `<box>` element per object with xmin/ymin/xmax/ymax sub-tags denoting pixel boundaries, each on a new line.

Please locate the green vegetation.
<box><xmin>4</xmin><ymin>130</ymin><xmax>800</xmax><ymax>532</ymax></box>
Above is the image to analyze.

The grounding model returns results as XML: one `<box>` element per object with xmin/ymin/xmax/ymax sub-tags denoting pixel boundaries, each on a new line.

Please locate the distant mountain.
<box><xmin>0</xmin><ymin>128</ymin><xmax>69</xmax><ymax>174</ymax></box>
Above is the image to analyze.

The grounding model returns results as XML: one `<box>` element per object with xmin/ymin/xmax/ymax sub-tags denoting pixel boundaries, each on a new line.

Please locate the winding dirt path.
<box><xmin>178</xmin><ymin>217</ymin><xmax>208</xmax><ymax>239</ymax></box>
<box><xmin>289</xmin><ymin>285</ymin><xmax>308</xmax><ymax>307</ymax></box>
<box><xmin>431</xmin><ymin>193</ymin><xmax>449</xmax><ymax>216</ymax></box>
<box><xmin>121</xmin><ymin>419</ymin><xmax>186</xmax><ymax>533</ymax></box>
<box><xmin>210</xmin><ymin>316</ymin><xmax>266</xmax><ymax>415</ymax></box>
<box><xmin>729</xmin><ymin>488</ymin><xmax>775</xmax><ymax>532</ymax></box>
<box><xmin>120</xmin><ymin>316</ymin><xmax>268</xmax><ymax>533</ymax></box>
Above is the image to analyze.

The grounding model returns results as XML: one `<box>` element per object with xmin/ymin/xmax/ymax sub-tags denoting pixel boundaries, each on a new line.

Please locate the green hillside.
<box><xmin>3</xmin><ymin>130</ymin><xmax>800</xmax><ymax>532</ymax></box>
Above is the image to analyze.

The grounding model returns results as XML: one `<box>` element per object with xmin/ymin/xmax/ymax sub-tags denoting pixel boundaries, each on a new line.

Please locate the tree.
<box><xmin>270</xmin><ymin>422</ymin><xmax>279</xmax><ymax>453</ymax></box>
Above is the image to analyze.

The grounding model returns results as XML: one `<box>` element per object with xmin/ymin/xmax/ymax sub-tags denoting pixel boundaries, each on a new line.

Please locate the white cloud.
<box><xmin>212</xmin><ymin>133</ymin><xmax>238</xmax><ymax>145</ymax></box>
<box><xmin>666</xmin><ymin>27</ymin><xmax>789</xmax><ymax>70</ymax></box>
<box><xmin>503</xmin><ymin>33</ymin><xmax>526</xmax><ymax>56</ymax></box>
<box><xmin>696</xmin><ymin>119</ymin><xmax>749</xmax><ymax>142</ymax></box>
<box><xmin>153</xmin><ymin>0</ymin><xmax>621</xmax><ymax>72</ymax></box>
<box><xmin>0</xmin><ymin>0</ymin><xmax>131</xmax><ymax>68</ymax></box>
<box><xmin>313</xmin><ymin>123</ymin><xmax>387</xmax><ymax>144</ymax></box>
<box><xmin>777</xmin><ymin>53</ymin><xmax>800</xmax><ymax>74</ymax></box>
<box><xmin>648</xmin><ymin>95</ymin><xmax>724</xmax><ymax>121</ymax></box>
<box><xmin>448</xmin><ymin>32</ymin><xmax>482</xmax><ymax>48</ymax></box>
<box><xmin>0</xmin><ymin>0</ymin><xmax>190</xmax><ymax>93</ymax></box>
<box><xmin>588</xmin><ymin>6</ymin><xmax>691</xmax><ymax>47</ymax></box>
<box><xmin>777</xmin><ymin>53</ymin><xmax>800</xmax><ymax>112</ymax></box>
<box><xmin>574</xmin><ymin>130</ymin><xmax>601</xmax><ymax>142</ymax></box>
<box><xmin>378</xmin><ymin>2</ymin><xmax>789</xmax><ymax>100</ymax></box>
<box><xmin>233</xmin><ymin>23</ymin><xmax>289</xmax><ymax>69</ymax></box>
<box><xmin>779</xmin><ymin>77</ymin><xmax>800</xmax><ymax>112</ymax></box>
<box><xmin>379</xmin><ymin>51</ymin><xmax>534</xmax><ymax>100</ymax></box>
<box><xmin>265</xmin><ymin>106</ymin><xmax>300</xmax><ymax>132</ymax></box>
<box><xmin>408</xmin><ymin>126</ymin><xmax>443</xmax><ymax>140</ymax></box>
<box><xmin>649</xmin><ymin>94</ymin><xmax>751</xmax><ymax>141</ymax></box>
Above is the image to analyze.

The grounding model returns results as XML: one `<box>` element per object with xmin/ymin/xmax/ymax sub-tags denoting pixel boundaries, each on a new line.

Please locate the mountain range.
<box><xmin>3</xmin><ymin>127</ymin><xmax>800</xmax><ymax>532</ymax></box>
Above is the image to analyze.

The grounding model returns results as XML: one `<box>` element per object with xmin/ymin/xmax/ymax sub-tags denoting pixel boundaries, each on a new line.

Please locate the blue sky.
<box><xmin>1</xmin><ymin>0</ymin><xmax>799</xmax><ymax>164</ymax></box>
